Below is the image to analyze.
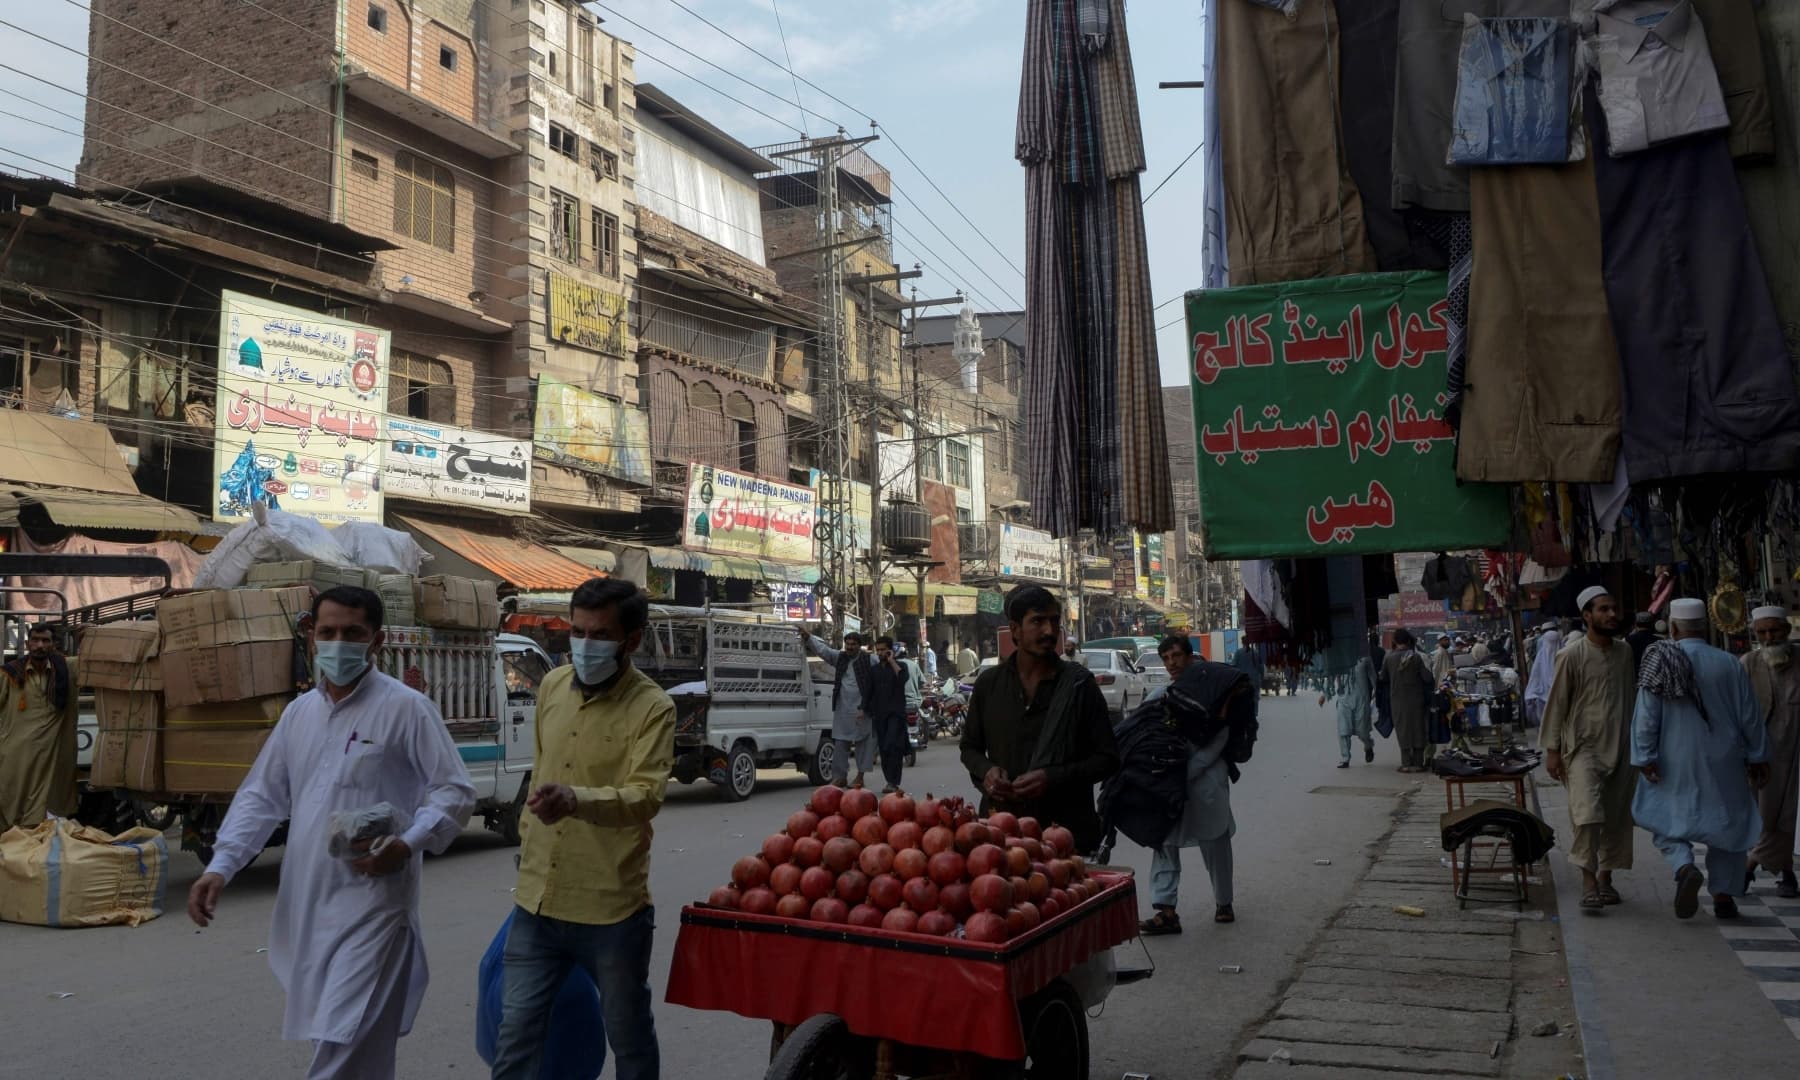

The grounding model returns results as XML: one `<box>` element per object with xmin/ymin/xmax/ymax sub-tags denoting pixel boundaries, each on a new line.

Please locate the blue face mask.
<box><xmin>571</xmin><ymin>638</ymin><xmax>621</xmax><ymax>685</ymax></box>
<box><xmin>315</xmin><ymin>640</ymin><xmax>371</xmax><ymax>687</ymax></box>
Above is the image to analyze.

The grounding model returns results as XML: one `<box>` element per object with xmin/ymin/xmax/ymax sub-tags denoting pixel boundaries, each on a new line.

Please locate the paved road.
<box><xmin>0</xmin><ymin>693</ymin><xmax>1414</xmax><ymax>1079</ymax></box>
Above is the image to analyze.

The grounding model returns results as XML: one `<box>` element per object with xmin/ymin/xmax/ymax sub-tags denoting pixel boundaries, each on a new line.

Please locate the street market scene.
<box><xmin>1</xmin><ymin>2</ymin><xmax>1799</xmax><ymax>1079</ymax></box>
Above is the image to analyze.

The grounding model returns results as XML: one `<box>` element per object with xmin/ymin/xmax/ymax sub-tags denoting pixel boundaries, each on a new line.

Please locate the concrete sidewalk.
<box><xmin>1537</xmin><ymin>776</ymin><xmax>1800</xmax><ymax>1079</ymax></box>
<box><xmin>1232</xmin><ymin>779</ymin><xmax>1583</xmax><ymax>1079</ymax></box>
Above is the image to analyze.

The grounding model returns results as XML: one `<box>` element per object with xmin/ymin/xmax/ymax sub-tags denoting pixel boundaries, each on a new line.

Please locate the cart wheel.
<box><xmin>721</xmin><ymin>742</ymin><xmax>757</xmax><ymax>801</ymax></box>
<box><xmin>134</xmin><ymin>799</ymin><xmax>178</xmax><ymax>832</ymax></box>
<box><xmin>1019</xmin><ymin>979</ymin><xmax>1089</xmax><ymax>1080</ymax></box>
<box><xmin>765</xmin><ymin>1013</ymin><xmax>863</xmax><ymax>1080</ymax></box>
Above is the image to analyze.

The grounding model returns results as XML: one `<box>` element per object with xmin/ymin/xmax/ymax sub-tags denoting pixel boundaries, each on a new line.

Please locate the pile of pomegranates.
<box><xmin>703</xmin><ymin>786</ymin><xmax>1104</xmax><ymax>943</ymax></box>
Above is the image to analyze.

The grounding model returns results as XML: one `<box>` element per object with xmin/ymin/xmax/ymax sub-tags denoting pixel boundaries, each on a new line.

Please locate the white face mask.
<box><xmin>571</xmin><ymin>637</ymin><xmax>621</xmax><ymax>685</ymax></box>
<box><xmin>314</xmin><ymin>640</ymin><xmax>371</xmax><ymax>687</ymax></box>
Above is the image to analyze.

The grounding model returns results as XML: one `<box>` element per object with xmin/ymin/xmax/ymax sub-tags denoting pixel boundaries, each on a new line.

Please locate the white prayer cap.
<box><xmin>1752</xmin><ymin>605</ymin><xmax>1788</xmax><ymax>623</ymax></box>
<box><xmin>1669</xmin><ymin>598</ymin><xmax>1707</xmax><ymax>620</ymax></box>
<box><xmin>1576</xmin><ymin>585</ymin><xmax>1611</xmax><ymax>610</ymax></box>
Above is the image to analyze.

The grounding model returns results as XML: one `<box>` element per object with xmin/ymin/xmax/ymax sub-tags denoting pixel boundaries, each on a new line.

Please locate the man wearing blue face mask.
<box><xmin>493</xmin><ymin>578</ymin><xmax>675</xmax><ymax>1080</ymax></box>
<box><xmin>188</xmin><ymin>586</ymin><xmax>476</xmax><ymax>1080</ymax></box>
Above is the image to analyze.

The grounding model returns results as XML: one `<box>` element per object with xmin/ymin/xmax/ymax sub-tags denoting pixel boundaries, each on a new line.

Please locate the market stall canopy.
<box><xmin>0</xmin><ymin>411</ymin><xmax>201</xmax><ymax>531</ymax></box>
<box><xmin>552</xmin><ymin>545</ymin><xmax>619</xmax><ymax>573</ymax></box>
<box><xmin>396</xmin><ymin>515</ymin><xmax>595</xmax><ymax>591</ymax></box>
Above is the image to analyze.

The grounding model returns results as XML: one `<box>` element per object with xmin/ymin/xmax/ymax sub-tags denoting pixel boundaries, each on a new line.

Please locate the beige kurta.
<box><xmin>0</xmin><ymin>659</ymin><xmax>79</xmax><ymax>833</ymax></box>
<box><xmin>1541</xmin><ymin>636</ymin><xmax>1636</xmax><ymax>871</ymax></box>
<box><xmin>1744</xmin><ymin>649</ymin><xmax>1800</xmax><ymax>873</ymax></box>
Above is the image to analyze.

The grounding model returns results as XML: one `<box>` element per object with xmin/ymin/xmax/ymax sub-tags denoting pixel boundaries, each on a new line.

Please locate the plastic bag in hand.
<box><xmin>327</xmin><ymin>802</ymin><xmax>403</xmax><ymax>859</ymax></box>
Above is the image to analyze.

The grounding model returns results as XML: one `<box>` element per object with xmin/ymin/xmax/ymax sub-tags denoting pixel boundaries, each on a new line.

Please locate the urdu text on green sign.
<box><xmin>1185</xmin><ymin>271</ymin><xmax>1511</xmax><ymax>558</ymax></box>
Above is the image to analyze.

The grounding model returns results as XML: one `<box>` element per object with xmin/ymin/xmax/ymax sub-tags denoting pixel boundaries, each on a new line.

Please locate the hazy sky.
<box><xmin>0</xmin><ymin>0</ymin><xmax>1206</xmax><ymax>387</ymax></box>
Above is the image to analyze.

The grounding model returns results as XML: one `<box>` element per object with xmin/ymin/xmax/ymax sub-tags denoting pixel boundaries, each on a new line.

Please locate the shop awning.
<box><xmin>644</xmin><ymin>545</ymin><xmax>712</xmax><ymax>572</ymax></box>
<box><xmin>763</xmin><ymin>561</ymin><xmax>820</xmax><ymax>585</ymax></box>
<box><xmin>882</xmin><ymin>581</ymin><xmax>981</xmax><ymax>600</ymax></box>
<box><xmin>552</xmin><ymin>545</ymin><xmax>618</xmax><ymax>573</ymax></box>
<box><xmin>0</xmin><ymin>487</ymin><xmax>201</xmax><ymax>531</ymax></box>
<box><xmin>0</xmin><ymin>411</ymin><xmax>202</xmax><ymax>531</ymax></box>
<box><xmin>396</xmin><ymin>515</ymin><xmax>596</xmax><ymax>590</ymax></box>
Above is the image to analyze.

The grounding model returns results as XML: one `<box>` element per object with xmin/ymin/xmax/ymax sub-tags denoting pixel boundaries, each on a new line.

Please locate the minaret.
<box><xmin>952</xmin><ymin>304</ymin><xmax>983</xmax><ymax>395</ymax></box>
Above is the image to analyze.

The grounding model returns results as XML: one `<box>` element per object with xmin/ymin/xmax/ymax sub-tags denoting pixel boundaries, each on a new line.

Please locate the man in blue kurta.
<box><xmin>1631</xmin><ymin>598</ymin><xmax>1771</xmax><ymax>920</ymax></box>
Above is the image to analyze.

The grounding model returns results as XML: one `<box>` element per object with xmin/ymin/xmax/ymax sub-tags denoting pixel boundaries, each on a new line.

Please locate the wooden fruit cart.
<box><xmin>666</xmin><ymin>871</ymin><xmax>1143</xmax><ymax>1079</ymax></box>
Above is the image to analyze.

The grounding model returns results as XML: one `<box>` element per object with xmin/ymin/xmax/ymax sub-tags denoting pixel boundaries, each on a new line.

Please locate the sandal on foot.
<box><xmin>1713</xmin><ymin>895</ymin><xmax>1740</xmax><ymax>920</ymax></box>
<box><xmin>1215</xmin><ymin>904</ymin><xmax>1235</xmax><ymax>924</ymax></box>
<box><xmin>1579</xmin><ymin>891</ymin><xmax>1605</xmax><ymax>912</ymax></box>
<box><xmin>1674</xmin><ymin>864</ymin><xmax>1703</xmax><ymax>919</ymax></box>
<box><xmin>1139</xmin><ymin>909</ymin><xmax>1182</xmax><ymax>936</ymax></box>
<box><xmin>1598</xmin><ymin>883</ymin><xmax>1622</xmax><ymax>906</ymax></box>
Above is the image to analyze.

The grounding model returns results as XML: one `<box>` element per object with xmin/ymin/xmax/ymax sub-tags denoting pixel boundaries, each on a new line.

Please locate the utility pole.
<box><xmin>1075</xmin><ymin>531</ymin><xmax>1088</xmax><ymax>643</ymax></box>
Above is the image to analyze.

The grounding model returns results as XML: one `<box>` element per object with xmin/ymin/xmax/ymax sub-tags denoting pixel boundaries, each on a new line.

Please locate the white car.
<box><xmin>1136</xmin><ymin>648</ymin><xmax>1172</xmax><ymax>695</ymax></box>
<box><xmin>1079</xmin><ymin>649</ymin><xmax>1150</xmax><ymax>717</ymax></box>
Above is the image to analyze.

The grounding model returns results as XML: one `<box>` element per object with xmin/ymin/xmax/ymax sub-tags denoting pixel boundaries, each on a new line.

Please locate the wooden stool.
<box><xmin>1441</xmin><ymin>772</ymin><xmax>1531</xmax><ymax>908</ymax></box>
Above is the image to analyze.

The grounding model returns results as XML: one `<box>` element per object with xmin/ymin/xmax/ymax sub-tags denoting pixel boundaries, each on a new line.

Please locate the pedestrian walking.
<box><xmin>957</xmin><ymin>641</ymin><xmax>980</xmax><ymax>680</ymax></box>
<box><xmin>0</xmin><ymin>622</ymin><xmax>78</xmax><ymax>833</ymax></box>
<box><xmin>1382</xmin><ymin>629</ymin><xmax>1437</xmax><ymax>772</ymax></box>
<box><xmin>492</xmin><ymin>578</ymin><xmax>675</xmax><ymax>1080</ymax></box>
<box><xmin>188</xmin><ymin>586</ymin><xmax>477</xmax><ymax>1080</ymax></box>
<box><xmin>802</xmin><ymin>629</ymin><xmax>874</xmax><ymax>786</ymax></box>
<box><xmin>1743</xmin><ymin>605</ymin><xmax>1799</xmax><ymax>898</ymax></box>
<box><xmin>1430</xmin><ymin>635</ymin><xmax>1456</xmax><ymax>682</ymax></box>
<box><xmin>1523</xmin><ymin>627</ymin><xmax>1563</xmax><ymax>727</ymax></box>
<box><xmin>1231</xmin><ymin>642</ymin><xmax>1264</xmax><ymax>695</ymax></box>
<box><xmin>1632</xmin><ymin>598</ymin><xmax>1770</xmax><ymax>920</ymax></box>
<box><xmin>1542</xmin><ymin>586</ymin><xmax>1638</xmax><ymax>913</ymax></box>
<box><xmin>961</xmin><ymin>585</ymin><xmax>1119</xmax><ymax>854</ymax></box>
<box><xmin>1627</xmin><ymin>611</ymin><xmax>1659</xmax><ymax>667</ymax></box>
<box><xmin>867</xmin><ymin>637</ymin><xmax>910</xmax><ymax>792</ymax></box>
<box><xmin>1325</xmin><ymin>645</ymin><xmax>1377</xmax><ymax>768</ymax></box>
<box><xmin>1139</xmin><ymin>636</ymin><xmax>1241</xmax><ymax>933</ymax></box>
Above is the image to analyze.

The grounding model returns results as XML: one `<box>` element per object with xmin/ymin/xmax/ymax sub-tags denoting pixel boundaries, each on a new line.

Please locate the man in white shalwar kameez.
<box><xmin>188</xmin><ymin>586</ymin><xmax>476</xmax><ymax>1079</ymax></box>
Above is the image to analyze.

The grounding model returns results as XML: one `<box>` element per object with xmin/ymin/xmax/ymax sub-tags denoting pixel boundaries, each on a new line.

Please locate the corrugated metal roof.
<box><xmin>396</xmin><ymin>515</ymin><xmax>596</xmax><ymax>590</ymax></box>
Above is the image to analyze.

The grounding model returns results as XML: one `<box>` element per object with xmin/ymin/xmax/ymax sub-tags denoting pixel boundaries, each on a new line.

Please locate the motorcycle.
<box><xmin>921</xmin><ymin>680</ymin><xmax>967</xmax><ymax>739</ymax></box>
<box><xmin>905</xmin><ymin>709</ymin><xmax>928</xmax><ymax>767</ymax></box>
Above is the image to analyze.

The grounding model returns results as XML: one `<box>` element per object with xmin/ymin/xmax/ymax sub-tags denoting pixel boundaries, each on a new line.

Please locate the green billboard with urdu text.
<box><xmin>1185</xmin><ymin>271</ymin><xmax>1511</xmax><ymax>559</ymax></box>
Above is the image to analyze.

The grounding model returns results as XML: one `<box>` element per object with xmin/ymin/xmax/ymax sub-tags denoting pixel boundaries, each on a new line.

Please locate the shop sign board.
<box><xmin>385</xmin><ymin>418</ymin><xmax>531</xmax><ymax>511</ymax></box>
<box><xmin>1146</xmin><ymin>533</ymin><xmax>1166</xmax><ymax>602</ymax></box>
<box><xmin>809</xmin><ymin>470</ymin><xmax>872</xmax><ymax>553</ymax></box>
<box><xmin>684</xmin><ymin>463</ymin><xmax>817</xmax><ymax>565</ymax></box>
<box><xmin>770</xmin><ymin>581</ymin><xmax>818</xmax><ymax>620</ymax></box>
<box><xmin>533</xmin><ymin>376</ymin><xmax>651</xmax><ymax>485</ymax></box>
<box><xmin>1186</xmin><ymin>271</ymin><xmax>1511</xmax><ymax>557</ymax></box>
<box><xmin>548</xmin><ymin>271</ymin><xmax>627</xmax><ymax>354</ymax></box>
<box><xmin>215</xmin><ymin>291</ymin><xmax>387</xmax><ymax>524</ymax></box>
<box><xmin>998</xmin><ymin>523</ymin><xmax>1062</xmax><ymax>584</ymax></box>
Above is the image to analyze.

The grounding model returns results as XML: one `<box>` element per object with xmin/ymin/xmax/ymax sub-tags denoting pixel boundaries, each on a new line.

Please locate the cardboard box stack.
<box><xmin>82</xmin><ymin>622</ymin><xmax>163</xmax><ymax>791</ymax></box>
<box><xmin>160</xmin><ymin>695</ymin><xmax>287</xmax><ymax>793</ymax></box>
<box><xmin>158</xmin><ymin>587</ymin><xmax>308</xmax><ymax>710</ymax></box>
<box><xmin>377</xmin><ymin>573</ymin><xmax>416</xmax><ymax>628</ymax></box>
<box><xmin>415</xmin><ymin>575</ymin><xmax>499</xmax><ymax>631</ymax></box>
<box><xmin>244</xmin><ymin>560</ymin><xmax>376</xmax><ymax>593</ymax></box>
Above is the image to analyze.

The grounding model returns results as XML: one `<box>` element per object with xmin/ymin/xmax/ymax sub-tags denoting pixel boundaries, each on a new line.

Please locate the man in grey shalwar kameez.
<box><xmin>1744</xmin><ymin>605</ymin><xmax>1800</xmax><ymax>898</ymax></box>
<box><xmin>1325</xmin><ymin>649</ymin><xmax>1376</xmax><ymax>768</ymax></box>
<box><xmin>1382</xmin><ymin>629</ymin><xmax>1437</xmax><ymax>772</ymax></box>
<box><xmin>803</xmin><ymin>629</ymin><xmax>873</xmax><ymax>786</ymax></box>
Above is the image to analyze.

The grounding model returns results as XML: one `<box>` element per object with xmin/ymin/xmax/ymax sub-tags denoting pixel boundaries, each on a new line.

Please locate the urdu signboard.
<box><xmin>684</xmin><ymin>463</ymin><xmax>817</xmax><ymax>565</ymax></box>
<box><xmin>998</xmin><ymin>523</ymin><xmax>1062</xmax><ymax>584</ymax></box>
<box><xmin>384</xmin><ymin>419</ymin><xmax>531</xmax><ymax>511</ymax></box>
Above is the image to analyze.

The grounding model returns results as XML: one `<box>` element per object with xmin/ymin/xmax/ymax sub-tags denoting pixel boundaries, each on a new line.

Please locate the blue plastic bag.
<box><xmin>475</xmin><ymin>910</ymin><xmax>607</xmax><ymax>1080</ymax></box>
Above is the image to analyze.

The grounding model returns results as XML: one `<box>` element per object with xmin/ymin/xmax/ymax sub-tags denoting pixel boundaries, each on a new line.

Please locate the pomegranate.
<box><xmin>816</xmin><ymin>815</ymin><xmax>852</xmax><ymax>842</ymax></box>
<box><xmin>1015</xmin><ymin>901</ymin><xmax>1042</xmax><ymax>929</ymax></box>
<box><xmin>914</xmin><ymin>795</ymin><xmax>942</xmax><ymax>828</ymax></box>
<box><xmin>879</xmin><ymin>792</ymin><xmax>917</xmax><ymax>826</ymax></box>
<box><xmin>1031</xmin><ymin>862</ymin><xmax>1049</xmax><ymax>880</ymax></box>
<box><xmin>887</xmin><ymin>821</ymin><xmax>924</xmax><ymax>851</ymax></box>
<box><xmin>787</xmin><ymin>809</ymin><xmax>820</xmax><ymax>839</ymax></box>
<box><xmin>769</xmin><ymin>863</ymin><xmax>803</xmax><ymax>896</ymax></box>
<box><xmin>1068</xmin><ymin>854</ymin><xmax>1087</xmax><ymax>878</ymax></box>
<box><xmin>988</xmin><ymin>811</ymin><xmax>1020</xmax><ymax>837</ymax></box>
<box><xmin>741</xmin><ymin>886</ymin><xmax>778</xmax><ymax>916</ymax></box>
<box><xmin>938</xmin><ymin>881</ymin><xmax>973</xmax><ymax>920</ymax></box>
<box><xmin>841</xmin><ymin>788</ymin><xmax>878</xmax><ymax>819</ymax></box>
<box><xmin>915</xmin><ymin>909</ymin><xmax>956</xmax><ymax>936</ymax></box>
<box><xmin>868</xmin><ymin>873</ymin><xmax>904</xmax><ymax>911</ymax></box>
<box><xmin>1004</xmin><ymin>907</ymin><xmax>1027</xmax><ymax>937</ymax></box>
<box><xmin>1047</xmin><ymin>860</ymin><xmax>1072</xmax><ymax>889</ymax></box>
<box><xmin>1049</xmin><ymin>887</ymin><xmax>1072</xmax><ymax>911</ymax></box>
<box><xmin>970</xmin><ymin>873</ymin><xmax>1014</xmax><ymax>913</ymax></box>
<box><xmin>1025</xmin><ymin>872</ymin><xmax>1050</xmax><ymax>904</ymax></box>
<box><xmin>799</xmin><ymin>866</ymin><xmax>836</xmax><ymax>901</ymax></box>
<box><xmin>922</xmin><ymin>826</ymin><xmax>956</xmax><ymax>856</ymax></box>
<box><xmin>732</xmin><ymin>856</ymin><xmax>771</xmax><ymax>891</ymax></box>
<box><xmin>822</xmin><ymin>836</ymin><xmax>862</xmax><ymax>874</ymax></box>
<box><xmin>953</xmin><ymin>821</ymin><xmax>986</xmax><ymax>855</ymax></box>
<box><xmin>902</xmin><ymin>877</ymin><xmax>940</xmax><ymax>914</ymax></box>
<box><xmin>1018</xmin><ymin>816</ymin><xmax>1043</xmax><ymax>840</ymax></box>
<box><xmin>1043</xmin><ymin>825</ymin><xmax>1076</xmax><ymax>859</ymax></box>
<box><xmin>967</xmin><ymin>844</ymin><xmax>1007</xmax><ymax>878</ymax></box>
<box><xmin>792</xmin><ymin>836</ymin><xmax>824</xmax><ymax>868</ymax></box>
<box><xmin>858</xmin><ymin>842</ymin><xmax>896</xmax><ymax>878</ymax></box>
<box><xmin>847</xmin><ymin>903</ymin><xmax>885</xmax><ymax>928</ymax></box>
<box><xmin>776</xmin><ymin>893</ymin><xmax>810</xmax><ymax>919</ymax></box>
<box><xmin>881</xmin><ymin>907</ymin><xmax>919</xmax><ymax>933</ymax></box>
<box><xmin>810</xmin><ymin>784</ymin><xmax>845</xmax><ymax>816</ymax></box>
<box><xmin>810</xmin><ymin>897</ymin><xmax>849</xmax><ymax>923</ymax></box>
<box><xmin>954</xmin><ymin>804</ymin><xmax>977</xmax><ymax>827</ymax></box>
<box><xmin>835</xmin><ymin>869</ymin><xmax>870</xmax><ymax>906</ymax></box>
<box><xmin>851</xmin><ymin>814</ymin><xmax>889</xmax><ymax>848</ymax></box>
<box><xmin>927</xmin><ymin>850</ymin><xmax>967</xmax><ymax>887</ymax></box>
<box><xmin>1039</xmin><ymin>896</ymin><xmax>1061</xmax><ymax>920</ymax></box>
<box><xmin>1005</xmin><ymin>846</ymin><xmax>1032</xmax><ymax>878</ymax></box>
<box><xmin>894</xmin><ymin>848</ymin><xmax>929</xmax><ymax>881</ymax></box>
<box><xmin>964</xmin><ymin>911</ymin><xmax>1009</xmax><ymax>943</ymax></box>
<box><xmin>1010</xmin><ymin>876</ymin><xmax>1031</xmax><ymax>902</ymax></box>
<box><xmin>707</xmin><ymin>885</ymin><xmax>740</xmax><ymax>909</ymax></box>
<box><xmin>1021</xmin><ymin>837</ymin><xmax>1044</xmax><ymax>861</ymax></box>
<box><xmin>762</xmin><ymin>833</ymin><xmax>795</xmax><ymax>865</ymax></box>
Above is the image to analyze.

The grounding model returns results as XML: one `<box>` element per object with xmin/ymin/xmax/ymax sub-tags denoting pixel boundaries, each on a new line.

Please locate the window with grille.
<box><xmin>389</xmin><ymin>353</ymin><xmax>455</xmax><ymax>423</ymax></box>
<box><xmin>350</xmin><ymin>150</ymin><xmax>379</xmax><ymax>181</ymax></box>
<box><xmin>592</xmin><ymin>208</ymin><xmax>619</xmax><ymax>278</ymax></box>
<box><xmin>549</xmin><ymin>122</ymin><xmax>579</xmax><ymax>160</ymax></box>
<box><xmin>367</xmin><ymin>4</ymin><xmax>387</xmax><ymax>32</ymax></box>
<box><xmin>577</xmin><ymin>19</ymin><xmax>596</xmax><ymax>103</ymax></box>
<box><xmin>726</xmin><ymin>391</ymin><xmax>757</xmax><ymax>472</ymax></box>
<box><xmin>590</xmin><ymin>144</ymin><xmax>618</xmax><ymax>181</ymax></box>
<box><xmin>988</xmin><ymin>416</ymin><xmax>1008</xmax><ymax>469</ymax></box>
<box><xmin>439</xmin><ymin>45</ymin><xmax>458</xmax><ymax>71</ymax></box>
<box><xmin>393</xmin><ymin>151</ymin><xmax>455</xmax><ymax>251</ymax></box>
<box><xmin>689</xmin><ymin>380</ymin><xmax>722</xmax><ymax>414</ymax></box>
<box><xmin>921</xmin><ymin>443</ymin><xmax>942</xmax><ymax>482</ymax></box>
<box><xmin>946</xmin><ymin>439</ymin><xmax>970</xmax><ymax>488</ymax></box>
<box><xmin>550</xmin><ymin>189</ymin><xmax>581</xmax><ymax>263</ymax></box>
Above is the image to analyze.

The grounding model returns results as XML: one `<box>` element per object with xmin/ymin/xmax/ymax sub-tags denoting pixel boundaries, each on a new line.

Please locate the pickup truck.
<box><xmin>634</xmin><ymin>605</ymin><xmax>833</xmax><ymax>800</ymax></box>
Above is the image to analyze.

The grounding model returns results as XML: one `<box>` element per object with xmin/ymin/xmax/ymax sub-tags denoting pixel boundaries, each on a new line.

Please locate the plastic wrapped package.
<box><xmin>475</xmin><ymin>909</ymin><xmax>606</xmax><ymax>1079</ymax></box>
<box><xmin>326</xmin><ymin>802</ymin><xmax>406</xmax><ymax>859</ymax></box>
<box><xmin>1447</xmin><ymin>15</ymin><xmax>1576</xmax><ymax>165</ymax></box>
<box><xmin>195</xmin><ymin>503</ymin><xmax>354</xmax><ymax>589</ymax></box>
<box><xmin>330</xmin><ymin>522</ymin><xmax>431</xmax><ymax>575</ymax></box>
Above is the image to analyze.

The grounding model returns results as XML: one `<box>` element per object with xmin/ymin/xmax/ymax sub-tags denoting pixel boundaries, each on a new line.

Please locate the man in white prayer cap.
<box><xmin>1542</xmin><ymin>585</ymin><xmax>1637</xmax><ymax>912</ymax></box>
<box><xmin>1632</xmin><ymin>599</ymin><xmax>1769</xmax><ymax>919</ymax></box>
<box><xmin>1743</xmin><ymin>605</ymin><xmax>1799</xmax><ymax>898</ymax></box>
